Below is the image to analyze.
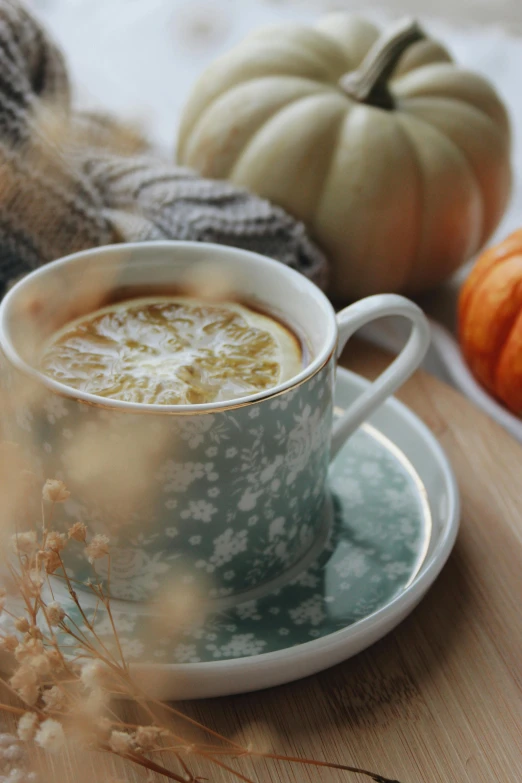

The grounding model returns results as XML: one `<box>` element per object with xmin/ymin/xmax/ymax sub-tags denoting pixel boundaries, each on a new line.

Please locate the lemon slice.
<box><xmin>40</xmin><ymin>297</ymin><xmax>303</xmax><ymax>405</ymax></box>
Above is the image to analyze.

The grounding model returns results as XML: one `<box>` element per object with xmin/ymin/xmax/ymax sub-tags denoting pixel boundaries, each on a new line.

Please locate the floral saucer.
<box><xmin>1</xmin><ymin>369</ymin><xmax>459</xmax><ymax>700</ymax></box>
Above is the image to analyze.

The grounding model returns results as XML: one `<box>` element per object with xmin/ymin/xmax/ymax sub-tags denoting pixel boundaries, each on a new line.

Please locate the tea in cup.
<box><xmin>0</xmin><ymin>242</ymin><xmax>430</xmax><ymax>604</ymax></box>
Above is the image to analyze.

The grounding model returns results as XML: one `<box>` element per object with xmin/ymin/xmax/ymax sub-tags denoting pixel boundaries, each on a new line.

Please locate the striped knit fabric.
<box><xmin>0</xmin><ymin>0</ymin><xmax>327</xmax><ymax>292</ymax></box>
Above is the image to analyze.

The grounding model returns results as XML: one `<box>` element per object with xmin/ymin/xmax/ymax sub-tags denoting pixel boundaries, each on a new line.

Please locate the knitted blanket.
<box><xmin>0</xmin><ymin>0</ymin><xmax>327</xmax><ymax>293</ymax></box>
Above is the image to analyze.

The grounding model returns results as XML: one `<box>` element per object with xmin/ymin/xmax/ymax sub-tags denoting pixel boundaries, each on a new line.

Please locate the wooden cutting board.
<box><xmin>6</xmin><ymin>342</ymin><xmax>522</xmax><ymax>782</ymax></box>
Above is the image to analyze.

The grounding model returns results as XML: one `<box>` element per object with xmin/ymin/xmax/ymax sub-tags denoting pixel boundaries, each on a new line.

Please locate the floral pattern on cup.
<box><xmin>1</xmin><ymin>349</ymin><xmax>334</xmax><ymax>602</ymax></box>
<box><xmin>6</xmin><ymin>425</ymin><xmax>428</xmax><ymax>664</ymax></box>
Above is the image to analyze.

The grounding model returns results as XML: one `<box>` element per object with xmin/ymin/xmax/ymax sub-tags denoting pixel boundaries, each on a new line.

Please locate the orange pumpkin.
<box><xmin>459</xmin><ymin>229</ymin><xmax>522</xmax><ymax>414</ymax></box>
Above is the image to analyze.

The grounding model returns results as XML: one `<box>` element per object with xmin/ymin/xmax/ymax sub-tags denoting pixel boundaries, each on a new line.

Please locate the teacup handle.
<box><xmin>330</xmin><ymin>294</ymin><xmax>431</xmax><ymax>459</ymax></box>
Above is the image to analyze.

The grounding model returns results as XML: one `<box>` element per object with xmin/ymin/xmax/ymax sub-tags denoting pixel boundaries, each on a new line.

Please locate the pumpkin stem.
<box><xmin>339</xmin><ymin>18</ymin><xmax>426</xmax><ymax>110</ymax></box>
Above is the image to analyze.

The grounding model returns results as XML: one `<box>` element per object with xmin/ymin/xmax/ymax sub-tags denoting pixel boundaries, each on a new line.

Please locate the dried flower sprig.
<box><xmin>0</xmin><ymin>479</ymin><xmax>403</xmax><ymax>783</ymax></box>
<box><xmin>0</xmin><ymin>730</ymin><xmax>38</xmax><ymax>782</ymax></box>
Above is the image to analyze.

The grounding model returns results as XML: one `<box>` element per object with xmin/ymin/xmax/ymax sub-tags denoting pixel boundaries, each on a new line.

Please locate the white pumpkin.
<box><xmin>177</xmin><ymin>16</ymin><xmax>512</xmax><ymax>300</ymax></box>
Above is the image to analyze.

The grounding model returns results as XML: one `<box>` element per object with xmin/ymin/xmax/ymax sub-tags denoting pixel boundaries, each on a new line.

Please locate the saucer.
<box><xmin>1</xmin><ymin>368</ymin><xmax>459</xmax><ymax>699</ymax></box>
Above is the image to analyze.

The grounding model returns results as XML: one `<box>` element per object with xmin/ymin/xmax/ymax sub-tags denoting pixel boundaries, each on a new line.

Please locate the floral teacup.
<box><xmin>0</xmin><ymin>242</ymin><xmax>430</xmax><ymax>603</ymax></box>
